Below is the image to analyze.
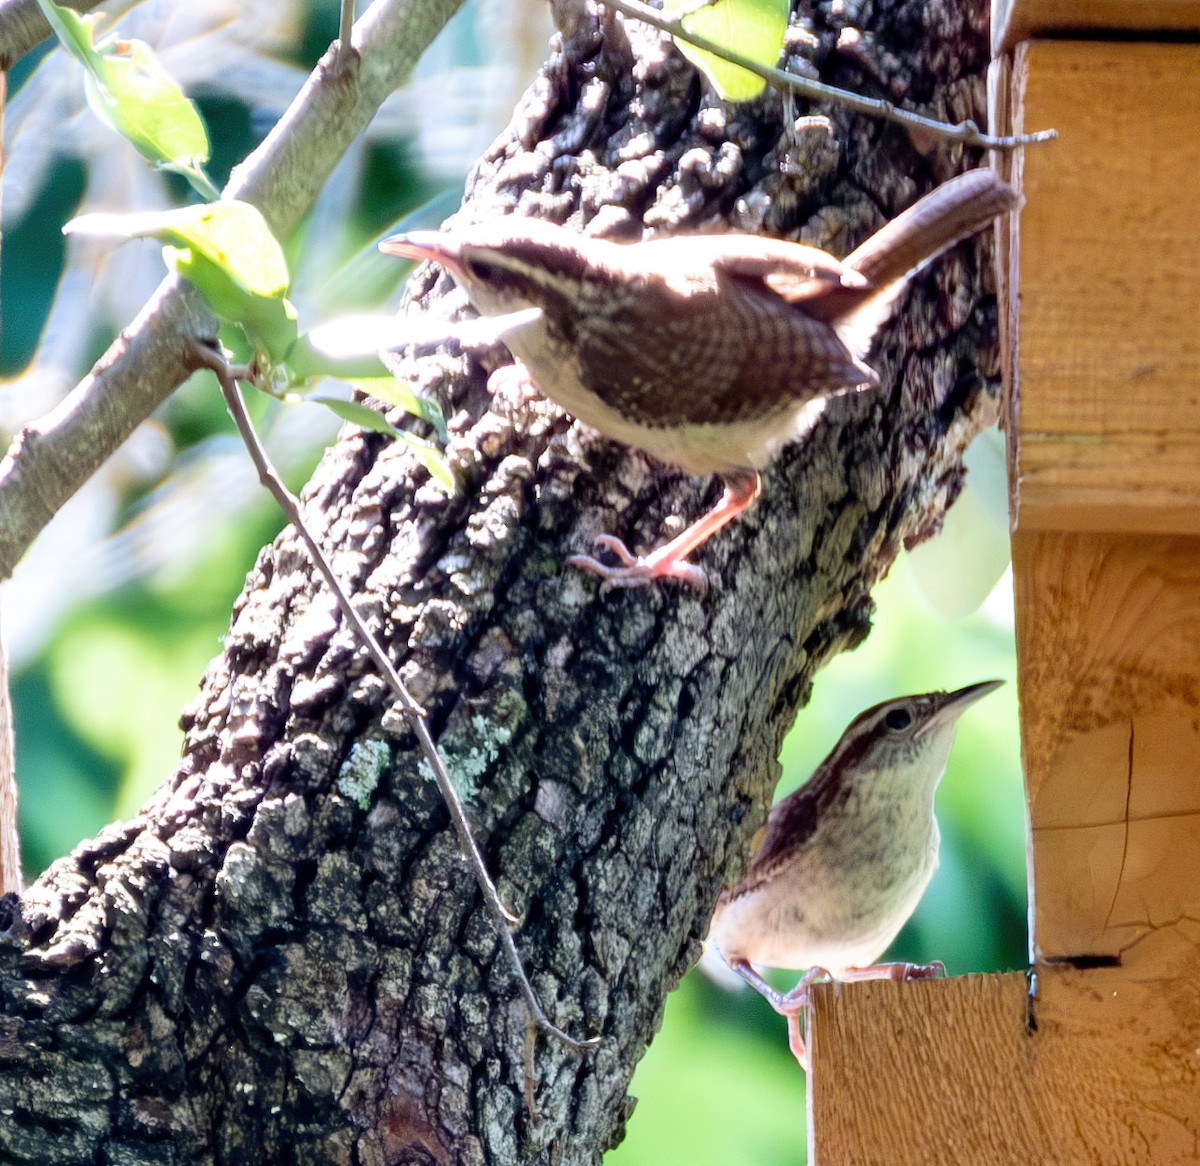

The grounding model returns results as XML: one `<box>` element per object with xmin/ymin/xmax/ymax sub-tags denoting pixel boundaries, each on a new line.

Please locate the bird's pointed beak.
<box><xmin>379</xmin><ymin>231</ymin><xmax>463</xmax><ymax>271</ymax></box>
<box><xmin>924</xmin><ymin>679</ymin><xmax>1004</xmax><ymax>733</ymax></box>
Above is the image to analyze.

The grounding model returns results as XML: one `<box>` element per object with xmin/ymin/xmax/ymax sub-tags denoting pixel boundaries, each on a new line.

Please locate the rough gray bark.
<box><xmin>0</xmin><ymin>0</ymin><xmax>1001</xmax><ymax>1161</ymax></box>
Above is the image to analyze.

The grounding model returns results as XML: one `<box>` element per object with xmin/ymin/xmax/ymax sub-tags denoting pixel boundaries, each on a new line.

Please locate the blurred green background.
<box><xmin>609</xmin><ymin>561</ymin><xmax>1025</xmax><ymax>1166</ymax></box>
<box><xmin>2</xmin><ymin>3</ymin><xmax>1026</xmax><ymax>1163</ymax></box>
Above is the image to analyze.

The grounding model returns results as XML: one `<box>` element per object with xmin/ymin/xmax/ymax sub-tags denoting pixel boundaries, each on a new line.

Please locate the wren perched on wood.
<box><xmin>382</xmin><ymin>170</ymin><xmax>1018</xmax><ymax>588</ymax></box>
<box><xmin>707</xmin><ymin>680</ymin><xmax>1002</xmax><ymax>1065</ymax></box>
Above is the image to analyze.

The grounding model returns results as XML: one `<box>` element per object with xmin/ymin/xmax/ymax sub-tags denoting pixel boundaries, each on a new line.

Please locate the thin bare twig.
<box><xmin>602</xmin><ymin>0</ymin><xmax>1056</xmax><ymax>150</ymax></box>
<box><xmin>0</xmin><ymin>0</ymin><xmax>469</xmax><ymax>580</ymax></box>
<box><xmin>187</xmin><ymin>338</ymin><xmax>599</xmax><ymax>1055</ymax></box>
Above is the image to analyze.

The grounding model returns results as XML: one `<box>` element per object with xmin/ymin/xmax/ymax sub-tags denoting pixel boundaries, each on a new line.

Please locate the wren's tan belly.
<box><xmin>710</xmin><ymin>853</ymin><xmax>937</xmax><ymax>975</ymax></box>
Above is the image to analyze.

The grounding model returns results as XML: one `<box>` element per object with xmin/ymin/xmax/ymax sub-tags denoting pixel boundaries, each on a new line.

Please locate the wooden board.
<box><xmin>808</xmin><ymin>945</ymin><xmax>1200</xmax><ymax>1163</ymax></box>
<box><xmin>998</xmin><ymin>41</ymin><xmax>1200</xmax><ymax>534</ymax></box>
<box><xmin>807</xmin><ymin>34</ymin><xmax>1200</xmax><ymax>1165</ymax></box>
<box><xmin>1012</xmin><ymin>530</ymin><xmax>1200</xmax><ymax>958</ymax></box>
<box><xmin>993</xmin><ymin>0</ymin><xmax>1200</xmax><ymax>54</ymax></box>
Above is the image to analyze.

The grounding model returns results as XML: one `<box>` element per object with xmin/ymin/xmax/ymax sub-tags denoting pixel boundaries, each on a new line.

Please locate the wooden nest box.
<box><xmin>807</xmin><ymin>3</ymin><xmax>1200</xmax><ymax>1160</ymax></box>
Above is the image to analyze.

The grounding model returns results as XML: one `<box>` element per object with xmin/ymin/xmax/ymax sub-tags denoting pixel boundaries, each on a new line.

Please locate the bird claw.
<box><xmin>774</xmin><ymin>969</ymin><xmax>832</xmax><ymax>1072</ymax></box>
<box><xmin>839</xmin><ymin>960</ymin><xmax>946</xmax><ymax>984</ymax></box>
<box><xmin>779</xmin><ymin>965</ymin><xmax>833</xmax><ymax>1010</ymax></box>
<box><xmin>731</xmin><ymin>962</ymin><xmax>945</xmax><ymax>1072</ymax></box>
<box><xmin>786</xmin><ymin>1012</ymin><xmax>811</xmax><ymax>1071</ymax></box>
<box><xmin>902</xmin><ymin>960</ymin><xmax>946</xmax><ymax>981</ymax></box>
<box><xmin>566</xmin><ymin>535</ymin><xmax>709</xmax><ymax>592</ymax></box>
<box><xmin>586</xmin><ymin>534</ymin><xmax>639</xmax><ymax>568</ymax></box>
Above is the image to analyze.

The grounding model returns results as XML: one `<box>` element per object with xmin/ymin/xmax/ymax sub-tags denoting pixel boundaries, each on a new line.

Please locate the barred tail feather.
<box><xmin>834</xmin><ymin>169</ymin><xmax>1020</xmax><ymax>359</ymax></box>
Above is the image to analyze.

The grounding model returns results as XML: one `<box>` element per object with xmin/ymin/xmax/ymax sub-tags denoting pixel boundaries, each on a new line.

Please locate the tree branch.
<box><xmin>0</xmin><ymin>0</ymin><xmax>467</xmax><ymax>579</ymax></box>
<box><xmin>0</xmin><ymin>0</ymin><xmax>102</xmax><ymax>71</ymax></box>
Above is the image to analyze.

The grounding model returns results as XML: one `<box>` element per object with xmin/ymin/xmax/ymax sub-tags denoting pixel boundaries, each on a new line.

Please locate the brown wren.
<box><xmin>707</xmin><ymin>680</ymin><xmax>1002</xmax><ymax>1065</ymax></box>
<box><xmin>381</xmin><ymin>170</ymin><xmax>1018</xmax><ymax>589</ymax></box>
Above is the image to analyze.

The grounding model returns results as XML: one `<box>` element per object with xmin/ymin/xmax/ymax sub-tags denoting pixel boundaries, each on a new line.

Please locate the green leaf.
<box><xmin>273</xmin><ymin>333</ymin><xmax>390</xmax><ymax>385</ymax></box>
<box><xmin>663</xmin><ymin>0</ymin><xmax>788</xmax><ymax>101</ymax></box>
<box><xmin>65</xmin><ymin>202</ymin><xmax>298</xmax><ymax>361</ymax></box>
<box><xmin>349</xmin><ymin>376</ymin><xmax>448</xmax><ymax>443</ymax></box>
<box><xmin>36</xmin><ymin>0</ymin><xmax>212</xmax><ymax>187</ymax></box>
<box><xmin>305</xmin><ymin>397</ymin><xmax>456</xmax><ymax>492</ymax></box>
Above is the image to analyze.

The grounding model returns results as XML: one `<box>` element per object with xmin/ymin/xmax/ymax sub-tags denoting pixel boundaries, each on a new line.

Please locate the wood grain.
<box><xmin>808</xmin><ymin>951</ymin><xmax>1200</xmax><ymax>1164</ymax></box>
<box><xmin>1003</xmin><ymin>41</ymin><xmax>1200</xmax><ymax>534</ymax></box>
<box><xmin>993</xmin><ymin>0</ymin><xmax>1200</xmax><ymax>55</ymax></box>
<box><xmin>806</xmin><ymin>25</ymin><xmax>1200</xmax><ymax>1163</ymax></box>
<box><xmin>1013</xmin><ymin>531</ymin><xmax>1200</xmax><ymax>958</ymax></box>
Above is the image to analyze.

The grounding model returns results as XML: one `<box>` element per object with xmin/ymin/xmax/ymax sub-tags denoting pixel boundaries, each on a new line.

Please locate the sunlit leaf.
<box><xmin>305</xmin><ymin>397</ymin><xmax>456</xmax><ymax>492</ymax></box>
<box><xmin>663</xmin><ymin>0</ymin><xmax>788</xmax><ymax>101</ymax></box>
<box><xmin>304</xmin><ymin>308</ymin><xmax>544</xmax><ymax>361</ymax></box>
<box><xmin>36</xmin><ymin>0</ymin><xmax>211</xmax><ymax>185</ymax></box>
<box><xmin>65</xmin><ymin>202</ymin><xmax>298</xmax><ymax>360</ymax></box>
<box><xmin>349</xmin><ymin>376</ymin><xmax>448</xmax><ymax>442</ymax></box>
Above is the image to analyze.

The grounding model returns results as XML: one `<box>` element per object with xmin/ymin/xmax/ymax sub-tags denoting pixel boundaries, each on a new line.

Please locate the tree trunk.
<box><xmin>0</xmin><ymin>0</ymin><xmax>1000</xmax><ymax>1161</ymax></box>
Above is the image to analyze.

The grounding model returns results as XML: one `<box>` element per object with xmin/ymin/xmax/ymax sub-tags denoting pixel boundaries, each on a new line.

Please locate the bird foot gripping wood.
<box><xmin>566</xmin><ymin>470</ymin><xmax>761</xmax><ymax>591</ymax></box>
<box><xmin>787</xmin><ymin>962</ymin><xmax>946</xmax><ymax>1065</ymax></box>
<box><xmin>728</xmin><ymin>957</ymin><xmax>947</xmax><ymax>1069</ymax></box>
<box><xmin>726</xmin><ymin>957</ymin><xmax>827</xmax><ymax>1068</ymax></box>
<box><xmin>565</xmin><ymin>534</ymin><xmax>710</xmax><ymax>591</ymax></box>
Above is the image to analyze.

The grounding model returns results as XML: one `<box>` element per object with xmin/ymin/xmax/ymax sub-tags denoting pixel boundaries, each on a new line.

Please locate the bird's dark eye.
<box><xmin>884</xmin><ymin>707</ymin><xmax>913</xmax><ymax>731</ymax></box>
<box><xmin>464</xmin><ymin>257</ymin><xmax>503</xmax><ymax>284</ymax></box>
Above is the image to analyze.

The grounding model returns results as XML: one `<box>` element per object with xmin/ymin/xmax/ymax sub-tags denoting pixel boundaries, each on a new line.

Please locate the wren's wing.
<box><xmin>702</xmin><ymin>236</ymin><xmax>870</xmax><ymax>305</ymax></box>
<box><xmin>703</xmin><ymin>236</ymin><xmax>863</xmax><ymax>291</ymax></box>
<box><xmin>571</xmin><ymin>243</ymin><xmax>875</xmax><ymax>431</ymax></box>
<box><xmin>739</xmin><ymin>694</ymin><xmax>891</xmax><ymax>892</ymax></box>
<box><xmin>729</xmin><ymin>765</ymin><xmax>852</xmax><ymax>897</ymax></box>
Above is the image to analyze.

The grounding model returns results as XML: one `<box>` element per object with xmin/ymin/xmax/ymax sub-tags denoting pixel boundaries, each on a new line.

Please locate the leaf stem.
<box><xmin>335</xmin><ymin>0</ymin><xmax>356</xmax><ymax>74</ymax></box>
<box><xmin>187</xmin><ymin>338</ymin><xmax>598</xmax><ymax>1056</ymax></box>
<box><xmin>180</xmin><ymin>163</ymin><xmax>221</xmax><ymax>203</ymax></box>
